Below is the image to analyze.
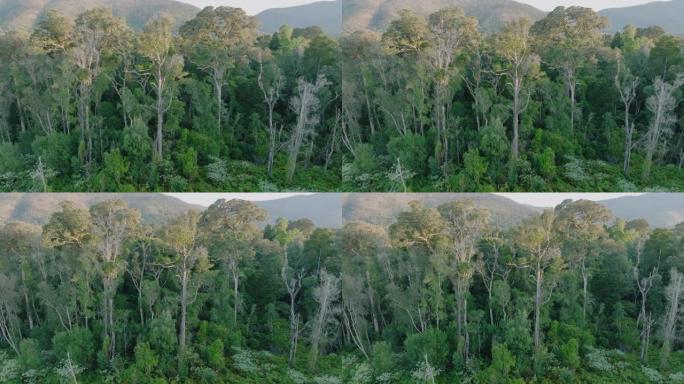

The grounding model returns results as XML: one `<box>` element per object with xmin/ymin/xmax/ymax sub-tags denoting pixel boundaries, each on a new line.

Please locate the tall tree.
<box><xmin>308</xmin><ymin>270</ymin><xmax>340</xmax><ymax>370</ymax></box>
<box><xmin>287</xmin><ymin>74</ymin><xmax>330</xmax><ymax>183</ymax></box>
<box><xmin>555</xmin><ymin>199</ymin><xmax>612</xmax><ymax>320</ymax></box>
<box><xmin>513</xmin><ymin>210</ymin><xmax>562</xmax><ymax>355</ymax></box>
<box><xmin>531</xmin><ymin>6</ymin><xmax>609</xmax><ymax>133</ymax></box>
<box><xmin>179</xmin><ymin>7</ymin><xmax>257</xmax><ymax>134</ymax></box>
<box><xmin>70</xmin><ymin>9</ymin><xmax>128</xmax><ymax>165</ymax></box>
<box><xmin>493</xmin><ymin>18</ymin><xmax>539</xmax><ymax>160</ymax></box>
<box><xmin>198</xmin><ymin>199</ymin><xmax>266</xmax><ymax>323</ymax></box>
<box><xmin>161</xmin><ymin>211</ymin><xmax>210</xmax><ymax>364</ymax></box>
<box><xmin>257</xmin><ymin>54</ymin><xmax>284</xmax><ymax>177</ymax></box>
<box><xmin>89</xmin><ymin>200</ymin><xmax>140</xmax><ymax>357</ymax></box>
<box><xmin>437</xmin><ymin>200</ymin><xmax>489</xmax><ymax>362</ymax></box>
<box><xmin>643</xmin><ymin>74</ymin><xmax>684</xmax><ymax>180</ymax></box>
<box><xmin>139</xmin><ymin>17</ymin><xmax>184</xmax><ymax>160</ymax></box>
<box><xmin>615</xmin><ymin>53</ymin><xmax>641</xmax><ymax>175</ymax></box>
<box><xmin>426</xmin><ymin>7</ymin><xmax>479</xmax><ymax>171</ymax></box>
<box><xmin>660</xmin><ymin>268</ymin><xmax>684</xmax><ymax>368</ymax></box>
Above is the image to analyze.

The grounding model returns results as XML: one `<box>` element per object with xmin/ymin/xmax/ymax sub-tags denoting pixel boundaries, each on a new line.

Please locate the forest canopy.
<box><xmin>1</xmin><ymin>196</ymin><xmax>684</xmax><ymax>383</ymax></box>
<box><xmin>341</xmin><ymin>6</ymin><xmax>684</xmax><ymax>192</ymax></box>
<box><xmin>0</xmin><ymin>7</ymin><xmax>341</xmax><ymax>192</ymax></box>
<box><xmin>0</xmin><ymin>5</ymin><xmax>683</xmax><ymax>192</ymax></box>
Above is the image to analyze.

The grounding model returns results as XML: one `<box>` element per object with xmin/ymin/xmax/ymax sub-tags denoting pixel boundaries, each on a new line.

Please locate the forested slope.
<box><xmin>0</xmin><ymin>6</ymin><xmax>342</xmax><ymax>192</ymax></box>
<box><xmin>341</xmin><ymin>5</ymin><xmax>684</xmax><ymax>192</ymax></box>
<box><xmin>1</xmin><ymin>196</ymin><xmax>684</xmax><ymax>382</ymax></box>
<box><xmin>0</xmin><ymin>0</ymin><xmax>199</xmax><ymax>31</ymax></box>
<box><xmin>342</xmin><ymin>0</ymin><xmax>545</xmax><ymax>34</ymax></box>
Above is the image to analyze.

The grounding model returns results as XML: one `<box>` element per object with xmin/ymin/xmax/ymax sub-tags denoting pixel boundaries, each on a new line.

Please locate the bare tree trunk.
<box><xmin>179</xmin><ymin>268</ymin><xmax>188</xmax><ymax>352</ymax></box>
<box><xmin>534</xmin><ymin>266</ymin><xmax>543</xmax><ymax>353</ymax></box>
<box><xmin>155</xmin><ymin>73</ymin><xmax>165</xmax><ymax>160</ymax></box>
<box><xmin>512</xmin><ymin>75</ymin><xmax>521</xmax><ymax>160</ymax></box>
<box><xmin>582</xmin><ymin>260</ymin><xmax>589</xmax><ymax>321</ymax></box>
<box><xmin>214</xmin><ymin>73</ymin><xmax>223</xmax><ymax>134</ymax></box>
<box><xmin>366</xmin><ymin>270</ymin><xmax>379</xmax><ymax>334</ymax></box>
<box><xmin>661</xmin><ymin>268</ymin><xmax>683</xmax><ymax>368</ymax></box>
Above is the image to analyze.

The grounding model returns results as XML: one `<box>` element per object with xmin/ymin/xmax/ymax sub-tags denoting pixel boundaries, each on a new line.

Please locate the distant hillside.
<box><xmin>0</xmin><ymin>193</ymin><xmax>203</xmax><ymax>225</ymax></box>
<box><xmin>342</xmin><ymin>193</ymin><xmax>541</xmax><ymax>228</ymax></box>
<box><xmin>255</xmin><ymin>194</ymin><xmax>343</xmax><ymax>228</ymax></box>
<box><xmin>256</xmin><ymin>0</ymin><xmax>341</xmax><ymax>35</ymax></box>
<box><xmin>600</xmin><ymin>0</ymin><xmax>684</xmax><ymax>35</ymax></box>
<box><xmin>0</xmin><ymin>193</ymin><xmax>342</xmax><ymax>228</ymax></box>
<box><xmin>0</xmin><ymin>0</ymin><xmax>200</xmax><ymax>32</ymax></box>
<box><xmin>600</xmin><ymin>194</ymin><xmax>684</xmax><ymax>228</ymax></box>
<box><xmin>342</xmin><ymin>0</ymin><xmax>546</xmax><ymax>34</ymax></box>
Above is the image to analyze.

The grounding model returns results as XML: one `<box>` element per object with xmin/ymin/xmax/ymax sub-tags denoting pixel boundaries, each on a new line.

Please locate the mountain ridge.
<box><xmin>256</xmin><ymin>0</ymin><xmax>341</xmax><ymax>35</ymax></box>
<box><xmin>599</xmin><ymin>0</ymin><xmax>684</xmax><ymax>35</ymax></box>
<box><xmin>0</xmin><ymin>0</ymin><xmax>200</xmax><ymax>32</ymax></box>
<box><xmin>342</xmin><ymin>0</ymin><xmax>546</xmax><ymax>34</ymax></box>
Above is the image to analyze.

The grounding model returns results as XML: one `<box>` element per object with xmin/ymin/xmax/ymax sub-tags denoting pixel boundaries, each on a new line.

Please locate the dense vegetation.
<box><xmin>341</xmin><ymin>6</ymin><xmax>684</xmax><ymax>191</ymax></box>
<box><xmin>2</xmin><ymin>4</ymin><xmax>684</xmax><ymax>192</ymax></box>
<box><xmin>2</xmin><ymin>196</ymin><xmax>684</xmax><ymax>383</ymax></box>
<box><xmin>0</xmin><ymin>7</ymin><xmax>341</xmax><ymax>192</ymax></box>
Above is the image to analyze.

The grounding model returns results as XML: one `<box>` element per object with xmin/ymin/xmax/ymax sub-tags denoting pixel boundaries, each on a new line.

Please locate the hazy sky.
<box><xmin>177</xmin><ymin>0</ymin><xmax>657</xmax><ymax>15</ymax></box>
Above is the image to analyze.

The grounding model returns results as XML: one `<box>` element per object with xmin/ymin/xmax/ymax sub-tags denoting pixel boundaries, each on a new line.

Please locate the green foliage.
<box><xmin>404</xmin><ymin>328</ymin><xmax>449</xmax><ymax>370</ymax></box>
<box><xmin>387</xmin><ymin>133</ymin><xmax>428</xmax><ymax>176</ymax></box>
<box><xmin>52</xmin><ymin>328</ymin><xmax>95</xmax><ymax>368</ymax></box>
<box><xmin>0</xmin><ymin>7</ymin><xmax>341</xmax><ymax>192</ymax></box>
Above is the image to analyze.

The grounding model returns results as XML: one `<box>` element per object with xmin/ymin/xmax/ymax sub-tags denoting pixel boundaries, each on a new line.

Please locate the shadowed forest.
<box><xmin>1</xmin><ymin>196</ymin><xmax>684</xmax><ymax>383</ymax></box>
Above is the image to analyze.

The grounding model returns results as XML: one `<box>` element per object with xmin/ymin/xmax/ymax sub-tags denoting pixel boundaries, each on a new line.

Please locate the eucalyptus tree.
<box><xmin>89</xmin><ymin>200</ymin><xmax>140</xmax><ymax>357</ymax></box>
<box><xmin>661</xmin><ymin>268</ymin><xmax>684</xmax><ymax>368</ymax></box>
<box><xmin>643</xmin><ymin>74</ymin><xmax>684</xmax><ymax>180</ymax></box>
<box><xmin>389</xmin><ymin>201</ymin><xmax>448</xmax><ymax>329</ymax></box>
<box><xmin>437</xmin><ymin>200</ymin><xmax>490</xmax><ymax>361</ymax></box>
<box><xmin>531</xmin><ymin>6</ymin><xmax>609</xmax><ymax>133</ymax></box>
<box><xmin>426</xmin><ymin>7</ymin><xmax>480</xmax><ymax>171</ymax></box>
<box><xmin>70</xmin><ymin>9</ymin><xmax>129</xmax><ymax>165</ymax></box>
<box><xmin>125</xmin><ymin>226</ymin><xmax>163</xmax><ymax>326</ymax></box>
<box><xmin>382</xmin><ymin>10</ymin><xmax>430</xmax><ymax>57</ymax></box>
<box><xmin>281</xmin><ymin>249</ymin><xmax>303</xmax><ymax>367</ymax></box>
<box><xmin>476</xmin><ymin>232</ymin><xmax>512</xmax><ymax>325</ymax></box>
<box><xmin>161</xmin><ymin>211</ymin><xmax>211</xmax><ymax>362</ymax></box>
<box><xmin>257</xmin><ymin>54</ymin><xmax>284</xmax><ymax>177</ymax></box>
<box><xmin>512</xmin><ymin>210</ymin><xmax>563</xmax><ymax>354</ymax></box>
<box><xmin>308</xmin><ymin>270</ymin><xmax>341</xmax><ymax>370</ymax></box>
<box><xmin>179</xmin><ymin>6</ymin><xmax>257</xmax><ymax>134</ymax></box>
<box><xmin>287</xmin><ymin>74</ymin><xmax>330</xmax><ymax>183</ymax></box>
<box><xmin>0</xmin><ymin>223</ymin><xmax>42</xmax><ymax>330</ymax></box>
<box><xmin>615</xmin><ymin>53</ymin><xmax>641</xmax><ymax>174</ymax></box>
<box><xmin>554</xmin><ymin>200</ymin><xmax>612</xmax><ymax>320</ymax></box>
<box><xmin>0</xmin><ymin>272</ymin><xmax>21</xmax><ymax>355</ymax></box>
<box><xmin>338</xmin><ymin>222</ymin><xmax>388</xmax><ymax>335</ymax></box>
<box><xmin>42</xmin><ymin>202</ymin><xmax>95</xmax><ymax>329</ymax></box>
<box><xmin>632</xmin><ymin>231</ymin><xmax>658</xmax><ymax>361</ymax></box>
<box><xmin>493</xmin><ymin>18</ymin><xmax>539</xmax><ymax>160</ymax></box>
<box><xmin>198</xmin><ymin>199</ymin><xmax>267</xmax><ymax>323</ymax></box>
<box><xmin>138</xmin><ymin>17</ymin><xmax>184</xmax><ymax>160</ymax></box>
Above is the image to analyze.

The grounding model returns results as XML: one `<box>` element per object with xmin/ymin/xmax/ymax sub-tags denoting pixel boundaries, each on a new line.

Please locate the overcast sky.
<box><xmin>177</xmin><ymin>0</ymin><xmax>657</xmax><ymax>15</ymax></box>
